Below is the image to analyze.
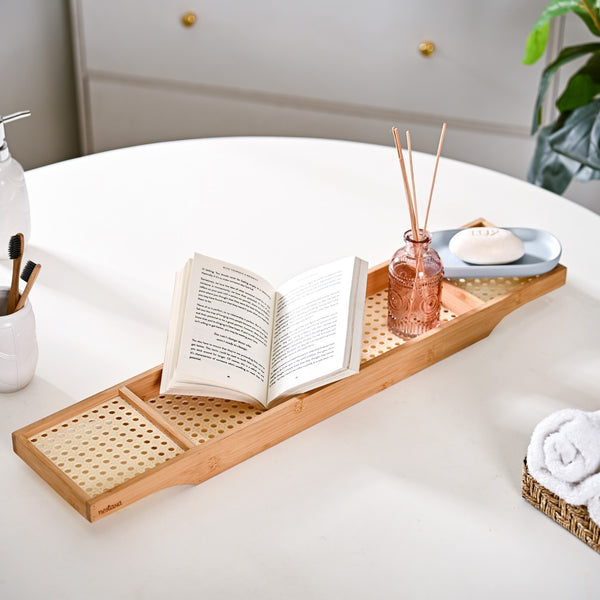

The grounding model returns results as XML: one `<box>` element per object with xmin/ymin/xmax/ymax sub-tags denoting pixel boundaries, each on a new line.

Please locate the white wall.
<box><xmin>0</xmin><ymin>0</ymin><xmax>79</xmax><ymax>170</ymax></box>
<box><xmin>0</xmin><ymin>1</ymin><xmax>597</xmax><ymax>213</ymax></box>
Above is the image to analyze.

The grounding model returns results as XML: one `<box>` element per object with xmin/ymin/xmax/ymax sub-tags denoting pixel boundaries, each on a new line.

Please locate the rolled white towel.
<box><xmin>527</xmin><ymin>409</ymin><xmax>600</xmax><ymax>513</ymax></box>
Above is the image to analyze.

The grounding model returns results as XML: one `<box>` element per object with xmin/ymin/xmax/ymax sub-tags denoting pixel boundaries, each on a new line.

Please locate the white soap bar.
<box><xmin>449</xmin><ymin>227</ymin><xmax>525</xmax><ymax>265</ymax></box>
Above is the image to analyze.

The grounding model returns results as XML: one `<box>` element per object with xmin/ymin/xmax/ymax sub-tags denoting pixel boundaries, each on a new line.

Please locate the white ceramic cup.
<box><xmin>0</xmin><ymin>286</ymin><xmax>38</xmax><ymax>392</ymax></box>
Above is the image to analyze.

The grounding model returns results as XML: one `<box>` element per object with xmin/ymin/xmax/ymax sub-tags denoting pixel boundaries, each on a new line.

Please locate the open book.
<box><xmin>160</xmin><ymin>254</ymin><xmax>368</xmax><ymax>409</ymax></box>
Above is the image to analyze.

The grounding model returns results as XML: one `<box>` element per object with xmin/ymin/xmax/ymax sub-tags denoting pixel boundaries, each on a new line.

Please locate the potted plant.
<box><xmin>524</xmin><ymin>0</ymin><xmax>600</xmax><ymax>194</ymax></box>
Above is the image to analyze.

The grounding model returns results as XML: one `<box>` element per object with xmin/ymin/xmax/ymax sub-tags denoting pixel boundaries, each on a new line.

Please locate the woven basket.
<box><xmin>522</xmin><ymin>459</ymin><xmax>600</xmax><ymax>554</ymax></box>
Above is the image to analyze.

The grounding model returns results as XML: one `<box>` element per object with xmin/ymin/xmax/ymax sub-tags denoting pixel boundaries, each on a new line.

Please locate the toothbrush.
<box><xmin>7</xmin><ymin>233</ymin><xmax>24</xmax><ymax>314</ymax></box>
<box><xmin>14</xmin><ymin>261</ymin><xmax>41</xmax><ymax>312</ymax></box>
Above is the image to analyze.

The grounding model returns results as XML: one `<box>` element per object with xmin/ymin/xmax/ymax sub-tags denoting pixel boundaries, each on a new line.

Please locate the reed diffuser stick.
<box><xmin>392</xmin><ymin>127</ymin><xmax>418</xmax><ymax>239</ymax></box>
<box><xmin>391</xmin><ymin>128</ymin><xmax>425</xmax><ymax>333</ymax></box>
<box><xmin>423</xmin><ymin>122</ymin><xmax>447</xmax><ymax>233</ymax></box>
<box><xmin>406</xmin><ymin>131</ymin><xmax>420</xmax><ymax>240</ymax></box>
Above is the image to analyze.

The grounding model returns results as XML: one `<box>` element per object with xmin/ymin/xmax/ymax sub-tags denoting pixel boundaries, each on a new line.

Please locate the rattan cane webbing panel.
<box><xmin>522</xmin><ymin>460</ymin><xmax>600</xmax><ymax>554</ymax></box>
<box><xmin>360</xmin><ymin>289</ymin><xmax>457</xmax><ymax>362</ymax></box>
<box><xmin>146</xmin><ymin>395</ymin><xmax>264</xmax><ymax>446</ymax></box>
<box><xmin>449</xmin><ymin>275</ymin><xmax>537</xmax><ymax>302</ymax></box>
<box><xmin>360</xmin><ymin>277</ymin><xmax>539</xmax><ymax>361</ymax></box>
<box><xmin>29</xmin><ymin>396</ymin><xmax>184</xmax><ymax>498</ymax></box>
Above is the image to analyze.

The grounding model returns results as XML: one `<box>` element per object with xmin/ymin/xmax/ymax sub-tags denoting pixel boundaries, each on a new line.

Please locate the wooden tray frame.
<box><xmin>13</xmin><ymin>219</ymin><xmax>567</xmax><ymax>521</ymax></box>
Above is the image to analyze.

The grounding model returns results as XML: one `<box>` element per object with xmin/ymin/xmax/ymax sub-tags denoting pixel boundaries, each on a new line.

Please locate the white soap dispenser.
<box><xmin>0</xmin><ymin>110</ymin><xmax>31</xmax><ymax>259</ymax></box>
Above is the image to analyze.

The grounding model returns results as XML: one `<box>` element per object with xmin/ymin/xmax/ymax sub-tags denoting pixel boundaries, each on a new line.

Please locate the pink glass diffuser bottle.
<box><xmin>388</xmin><ymin>229</ymin><xmax>444</xmax><ymax>338</ymax></box>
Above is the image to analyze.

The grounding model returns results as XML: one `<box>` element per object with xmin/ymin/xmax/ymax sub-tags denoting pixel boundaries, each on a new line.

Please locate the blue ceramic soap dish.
<box><xmin>431</xmin><ymin>227</ymin><xmax>562</xmax><ymax>278</ymax></box>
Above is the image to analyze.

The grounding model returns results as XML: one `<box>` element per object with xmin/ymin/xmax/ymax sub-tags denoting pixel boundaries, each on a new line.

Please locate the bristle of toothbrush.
<box><xmin>8</xmin><ymin>234</ymin><xmax>23</xmax><ymax>259</ymax></box>
<box><xmin>20</xmin><ymin>260</ymin><xmax>36</xmax><ymax>282</ymax></box>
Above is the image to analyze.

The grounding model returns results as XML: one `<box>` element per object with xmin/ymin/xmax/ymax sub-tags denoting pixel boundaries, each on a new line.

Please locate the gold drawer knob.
<box><xmin>418</xmin><ymin>41</ymin><xmax>435</xmax><ymax>57</ymax></box>
<box><xmin>181</xmin><ymin>12</ymin><xmax>197</xmax><ymax>27</ymax></box>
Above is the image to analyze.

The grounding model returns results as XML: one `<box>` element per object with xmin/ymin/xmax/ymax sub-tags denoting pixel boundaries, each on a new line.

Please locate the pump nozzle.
<box><xmin>0</xmin><ymin>110</ymin><xmax>31</xmax><ymax>161</ymax></box>
<box><xmin>1</xmin><ymin>111</ymin><xmax>31</xmax><ymax>125</ymax></box>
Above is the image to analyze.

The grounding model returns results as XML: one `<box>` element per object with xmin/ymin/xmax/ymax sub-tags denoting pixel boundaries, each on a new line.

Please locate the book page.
<box><xmin>174</xmin><ymin>254</ymin><xmax>276</xmax><ymax>405</ymax></box>
<box><xmin>161</xmin><ymin>260</ymin><xmax>193</xmax><ymax>394</ymax></box>
<box><xmin>267</xmin><ymin>257</ymin><xmax>364</xmax><ymax>403</ymax></box>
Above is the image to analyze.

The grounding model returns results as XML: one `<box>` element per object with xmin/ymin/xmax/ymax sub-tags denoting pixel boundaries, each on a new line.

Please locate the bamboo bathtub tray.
<box><xmin>13</xmin><ymin>222</ymin><xmax>567</xmax><ymax>521</ymax></box>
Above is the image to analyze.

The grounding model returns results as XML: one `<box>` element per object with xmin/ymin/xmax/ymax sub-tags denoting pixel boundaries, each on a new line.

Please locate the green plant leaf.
<box><xmin>556</xmin><ymin>52</ymin><xmax>600</xmax><ymax>111</ymax></box>
<box><xmin>523</xmin><ymin>22</ymin><xmax>550</xmax><ymax>65</ymax></box>
<box><xmin>575</xmin><ymin>164</ymin><xmax>600</xmax><ymax>181</ymax></box>
<box><xmin>549</xmin><ymin>98</ymin><xmax>600</xmax><ymax>168</ymax></box>
<box><xmin>573</xmin><ymin>1</ymin><xmax>600</xmax><ymax>37</ymax></box>
<box><xmin>523</xmin><ymin>0</ymin><xmax>594</xmax><ymax>64</ymax></box>
<box><xmin>528</xmin><ymin>121</ymin><xmax>581</xmax><ymax>194</ymax></box>
<box><xmin>531</xmin><ymin>43</ymin><xmax>600</xmax><ymax>133</ymax></box>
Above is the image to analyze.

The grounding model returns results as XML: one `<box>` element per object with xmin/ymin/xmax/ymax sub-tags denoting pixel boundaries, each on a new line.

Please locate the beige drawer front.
<box><xmin>87</xmin><ymin>77</ymin><xmax>536</xmax><ymax>179</ymax></box>
<box><xmin>77</xmin><ymin>0</ymin><xmax>547</xmax><ymax>128</ymax></box>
